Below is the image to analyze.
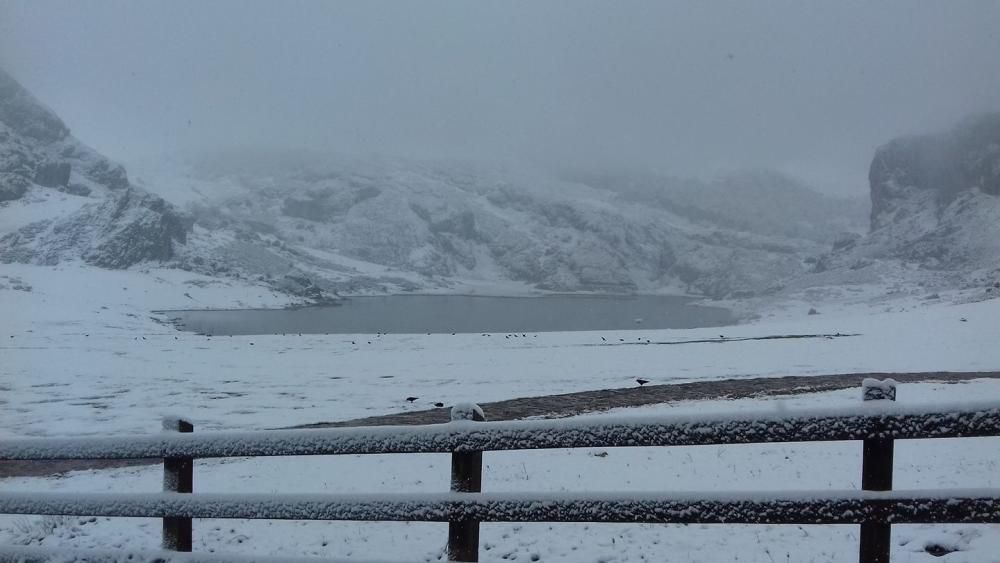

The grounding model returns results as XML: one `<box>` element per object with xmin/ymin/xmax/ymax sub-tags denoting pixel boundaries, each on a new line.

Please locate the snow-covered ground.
<box><xmin>2</xmin><ymin>262</ymin><xmax>1000</xmax><ymax>561</ymax></box>
<box><xmin>2</xmin><ymin>263</ymin><xmax>999</xmax><ymax>438</ymax></box>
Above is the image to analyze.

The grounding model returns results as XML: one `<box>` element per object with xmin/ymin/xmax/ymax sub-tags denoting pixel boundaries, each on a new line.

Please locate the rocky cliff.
<box><xmin>0</xmin><ymin>68</ymin><xmax>190</xmax><ymax>268</ymax></box>
<box><xmin>813</xmin><ymin>114</ymin><xmax>1000</xmax><ymax>282</ymax></box>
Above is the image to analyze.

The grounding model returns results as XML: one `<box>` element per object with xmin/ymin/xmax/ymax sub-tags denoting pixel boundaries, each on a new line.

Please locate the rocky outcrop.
<box><xmin>813</xmin><ymin>114</ymin><xmax>1000</xmax><ymax>277</ymax></box>
<box><xmin>869</xmin><ymin>113</ymin><xmax>1000</xmax><ymax>231</ymax></box>
<box><xmin>0</xmin><ymin>67</ymin><xmax>191</xmax><ymax>268</ymax></box>
<box><xmin>0</xmin><ymin>187</ymin><xmax>191</xmax><ymax>268</ymax></box>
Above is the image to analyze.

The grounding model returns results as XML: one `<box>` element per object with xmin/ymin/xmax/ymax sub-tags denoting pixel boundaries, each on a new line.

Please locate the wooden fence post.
<box><xmin>859</xmin><ymin>379</ymin><xmax>896</xmax><ymax>563</ymax></box>
<box><xmin>163</xmin><ymin>417</ymin><xmax>194</xmax><ymax>552</ymax></box>
<box><xmin>448</xmin><ymin>404</ymin><xmax>485</xmax><ymax>562</ymax></box>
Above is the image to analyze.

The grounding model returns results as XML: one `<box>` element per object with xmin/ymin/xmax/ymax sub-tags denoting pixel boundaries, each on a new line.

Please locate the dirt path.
<box><xmin>3</xmin><ymin>370</ymin><xmax>998</xmax><ymax>478</ymax></box>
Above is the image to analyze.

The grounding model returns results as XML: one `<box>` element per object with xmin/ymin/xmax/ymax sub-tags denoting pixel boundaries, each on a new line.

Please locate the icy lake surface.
<box><xmin>166</xmin><ymin>294</ymin><xmax>734</xmax><ymax>335</ymax></box>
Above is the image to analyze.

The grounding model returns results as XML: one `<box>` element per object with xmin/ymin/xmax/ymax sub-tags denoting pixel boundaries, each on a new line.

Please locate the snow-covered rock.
<box><xmin>0</xmin><ymin>68</ymin><xmax>191</xmax><ymax>269</ymax></box>
<box><xmin>809</xmin><ymin>114</ymin><xmax>1000</xmax><ymax>288</ymax></box>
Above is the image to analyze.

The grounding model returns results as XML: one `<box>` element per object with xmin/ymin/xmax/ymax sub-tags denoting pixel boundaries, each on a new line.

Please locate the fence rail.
<box><xmin>2</xmin><ymin>490</ymin><xmax>1000</xmax><ymax>524</ymax></box>
<box><xmin>1</xmin><ymin>380</ymin><xmax>999</xmax><ymax>563</ymax></box>
<box><xmin>3</xmin><ymin>401</ymin><xmax>999</xmax><ymax>461</ymax></box>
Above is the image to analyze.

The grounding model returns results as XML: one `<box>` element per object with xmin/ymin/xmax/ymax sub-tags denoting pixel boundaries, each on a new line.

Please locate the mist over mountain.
<box><xmin>1</xmin><ymin>66</ymin><xmax>997</xmax><ymax>303</ymax></box>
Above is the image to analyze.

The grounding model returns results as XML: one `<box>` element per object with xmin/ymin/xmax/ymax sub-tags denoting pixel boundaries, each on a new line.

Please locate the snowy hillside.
<box><xmin>0</xmin><ymin>69</ymin><xmax>190</xmax><ymax>271</ymax></box>
<box><xmin>803</xmin><ymin>114</ymin><xmax>1000</xmax><ymax>295</ymax></box>
<box><xmin>128</xmin><ymin>150</ymin><xmax>869</xmax><ymax>299</ymax></box>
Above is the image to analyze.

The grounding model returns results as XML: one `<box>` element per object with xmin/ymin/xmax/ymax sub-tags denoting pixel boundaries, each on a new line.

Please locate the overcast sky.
<box><xmin>2</xmin><ymin>0</ymin><xmax>998</xmax><ymax>195</ymax></box>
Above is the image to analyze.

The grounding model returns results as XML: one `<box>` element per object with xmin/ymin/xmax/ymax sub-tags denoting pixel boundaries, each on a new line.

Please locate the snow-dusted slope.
<box><xmin>0</xmin><ymin>68</ymin><xmax>190</xmax><ymax>270</ymax></box>
<box><xmin>130</xmin><ymin>151</ymin><xmax>863</xmax><ymax>298</ymax></box>
<box><xmin>804</xmin><ymin>114</ymin><xmax>1000</xmax><ymax>293</ymax></box>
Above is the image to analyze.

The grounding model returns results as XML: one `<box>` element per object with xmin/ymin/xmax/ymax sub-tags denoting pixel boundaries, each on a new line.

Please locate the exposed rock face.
<box><xmin>813</xmin><ymin>114</ymin><xmax>1000</xmax><ymax>277</ymax></box>
<box><xmin>33</xmin><ymin>161</ymin><xmax>71</xmax><ymax>187</ymax></box>
<box><xmin>869</xmin><ymin>113</ymin><xmax>1000</xmax><ymax>231</ymax></box>
<box><xmin>0</xmin><ymin>67</ymin><xmax>191</xmax><ymax>268</ymax></box>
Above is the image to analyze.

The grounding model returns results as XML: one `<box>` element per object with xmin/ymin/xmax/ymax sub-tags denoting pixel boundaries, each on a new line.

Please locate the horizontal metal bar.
<box><xmin>1</xmin><ymin>490</ymin><xmax>998</xmax><ymax>524</ymax></box>
<box><xmin>0</xmin><ymin>545</ymin><xmax>417</xmax><ymax>563</ymax></box>
<box><xmin>2</xmin><ymin>401</ymin><xmax>999</xmax><ymax>461</ymax></box>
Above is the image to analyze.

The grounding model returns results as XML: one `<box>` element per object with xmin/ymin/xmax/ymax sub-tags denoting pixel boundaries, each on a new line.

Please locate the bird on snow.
<box><xmin>405</xmin><ymin>396</ymin><xmax>419</xmax><ymax>403</ymax></box>
<box><xmin>601</xmin><ymin>337</ymin><xmax>606</xmax><ymax>341</ymax></box>
<box><xmin>636</xmin><ymin>378</ymin><xmax>650</xmax><ymax>387</ymax></box>
<box><xmin>433</xmin><ymin>402</ymin><xmax>445</xmax><ymax>408</ymax></box>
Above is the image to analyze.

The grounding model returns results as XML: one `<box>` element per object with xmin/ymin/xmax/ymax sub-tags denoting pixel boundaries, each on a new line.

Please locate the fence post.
<box><xmin>859</xmin><ymin>379</ymin><xmax>896</xmax><ymax>563</ymax></box>
<box><xmin>163</xmin><ymin>417</ymin><xmax>194</xmax><ymax>552</ymax></box>
<box><xmin>448</xmin><ymin>404</ymin><xmax>485</xmax><ymax>562</ymax></box>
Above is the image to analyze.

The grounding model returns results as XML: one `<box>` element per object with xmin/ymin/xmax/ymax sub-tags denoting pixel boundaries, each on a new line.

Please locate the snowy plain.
<box><xmin>1</xmin><ymin>262</ymin><xmax>1000</xmax><ymax>561</ymax></box>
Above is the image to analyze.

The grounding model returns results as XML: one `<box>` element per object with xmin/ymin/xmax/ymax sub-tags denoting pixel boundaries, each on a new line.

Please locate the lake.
<box><xmin>165</xmin><ymin>294</ymin><xmax>734</xmax><ymax>335</ymax></box>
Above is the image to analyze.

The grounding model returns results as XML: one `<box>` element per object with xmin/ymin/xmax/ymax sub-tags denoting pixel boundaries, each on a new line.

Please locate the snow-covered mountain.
<box><xmin>0</xmin><ymin>68</ymin><xmax>190</xmax><ymax>270</ymax></box>
<box><xmin>808</xmin><ymin>114</ymin><xmax>1000</xmax><ymax>291</ymax></box>
<box><xmin>125</xmin><ymin>149</ymin><xmax>868</xmax><ymax>298</ymax></box>
<box><xmin>24</xmin><ymin>64</ymin><xmax>1000</xmax><ymax>304</ymax></box>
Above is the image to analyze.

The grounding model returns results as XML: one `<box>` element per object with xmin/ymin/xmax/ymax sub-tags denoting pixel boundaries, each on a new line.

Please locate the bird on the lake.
<box><xmin>719</xmin><ymin>335</ymin><xmax>725</xmax><ymax>339</ymax></box>
<box><xmin>351</xmin><ymin>341</ymin><xmax>356</xmax><ymax>345</ymax></box>
<box><xmin>249</xmin><ymin>342</ymin><xmax>254</xmax><ymax>345</ymax></box>
<box><xmin>601</xmin><ymin>337</ymin><xmax>606</xmax><ymax>341</ymax></box>
<box><xmin>636</xmin><ymin>378</ymin><xmax>650</xmax><ymax>387</ymax></box>
<box><xmin>433</xmin><ymin>402</ymin><xmax>445</xmax><ymax>408</ymax></box>
<box><xmin>960</xmin><ymin>318</ymin><xmax>968</xmax><ymax>322</ymax></box>
<box><xmin>619</xmin><ymin>338</ymin><xmax>624</xmax><ymax>342</ymax></box>
<box><xmin>406</xmin><ymin>396</ymin><xmax>418</xmax><ymax>403</ymax></box>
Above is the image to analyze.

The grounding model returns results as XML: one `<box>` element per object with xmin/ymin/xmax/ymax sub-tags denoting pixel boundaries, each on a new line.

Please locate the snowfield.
<box><xmin>1</xmin><ymin>262</ymin><xmax>1000</xmax><ymax>561</ymax></box>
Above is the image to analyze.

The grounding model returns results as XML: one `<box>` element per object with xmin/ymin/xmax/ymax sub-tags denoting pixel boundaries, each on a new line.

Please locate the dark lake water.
<box><xmin>165</xmin><ymin>294</ymin><xmax>734</xmax><ymax>335</ymax></box>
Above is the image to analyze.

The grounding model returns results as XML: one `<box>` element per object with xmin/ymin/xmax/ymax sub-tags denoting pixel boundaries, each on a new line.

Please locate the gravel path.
<box><xmin>2</xmin><ymin>370</ymin><xmax>997</xmax><ymax>478</ymax></box>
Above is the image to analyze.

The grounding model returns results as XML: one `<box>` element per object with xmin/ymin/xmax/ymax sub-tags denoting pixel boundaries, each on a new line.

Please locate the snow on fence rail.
<box><xmin>2</xmin><ymin>490</ymin><xmax>1000</xmax><ymax>524</ymax></box>
<box><xmin>1</xmin><ymin>381</ymin><xmax>999</xmax><ymax>563</ymax></box>
<box><xmin>0</xmin><ymin>545</ymin><xmax>410</xmax><ymax>563</ymax></box>
<box><xmin>3</xmin><ymin>401</ymin><xmax>1000</xmax><ymax>461</ymax></box>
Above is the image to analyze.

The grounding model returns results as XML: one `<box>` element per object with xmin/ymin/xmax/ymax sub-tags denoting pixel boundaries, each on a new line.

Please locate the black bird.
<box><xmin>351</xmin><ymin>341</ymin><xmax>356</xmax><ymax>345</ymax></box>
<box><xmin>406</xmin><ymin>396</ymin><xmax>419</xmax><ymax>403</ymax></box>
<box><xmin>601</xmin><ymin>337</ymin><xmax>606</xmax><ymax>341</ymax></box>
<box><xmin>433</xmin><ymin>402</ymin><xmax>445</xmax><ymax>408</ymax></box>
<box><xmin>619</xmin><ymin>338</ymin><xmax>624</xmax><ymax>342</ymax></box>
<box><xmin>719</xmin><ymin>335</ymin><xmax>725</xmax><ymax>339</ymax></box>
<box><xmin>960</xmin><ymin>318</ymin><xmax>968</xmax><ymax>322</ymax></box>
<box><xmin>249</xmin><ymin>342</ymin><xmax>254</xmax><ymax>345</ymax></box>
<box><xmin>636</xmin><ymin>378</ymin><xmax>650</xmax><ymax>387</ymax></box>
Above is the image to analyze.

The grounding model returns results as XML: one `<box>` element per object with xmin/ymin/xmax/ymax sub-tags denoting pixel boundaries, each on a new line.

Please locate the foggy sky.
<box><xmin>2</xmin><ymin>0</ymin><xmax>999</xmax><ymax>195</ymax></box>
